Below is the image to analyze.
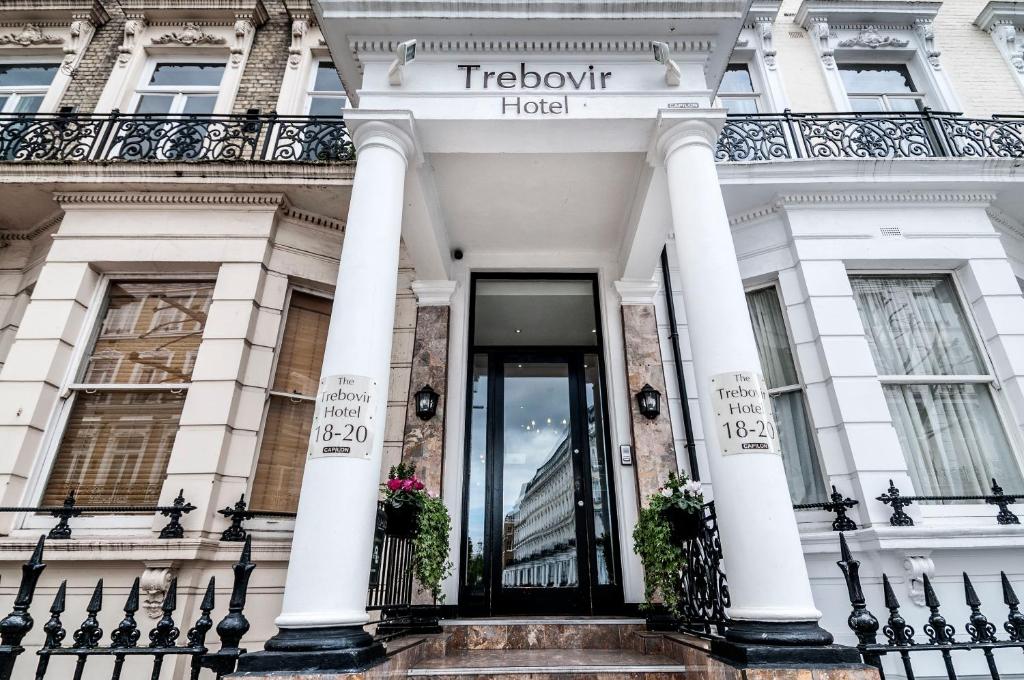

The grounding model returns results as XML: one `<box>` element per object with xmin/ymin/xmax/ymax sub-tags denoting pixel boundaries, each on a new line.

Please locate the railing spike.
<box><xmin>111</xmin><ymin>577</ymin><xmax>141</xmax><ymax>648</ymax></box>
<box><xmin>0</xmin><ymin>535</ymin><xmax>47</xmax><ymax>652</ymax></box>
<box><xmin>1002</xmin><ymin>571</ymin><xmax>1024</xmax><ymax>642</ymax></box>
<box><xmin>187</xmin><ymin>577</ymin><xmax>216</xmax><ymax>648</ymax></box>
<box><xmin>881</xmin><ymin>573</ymin><xmax>915</xmax><ymax>646</ymax></box>
<box><xmin>963</xmin><ymin>572</ymin><xmax>998</xmax><ymax>643</ymax></box>
<box><xmin>836</xmin><ymin>533</ymin><xmax>879</xmax><ymax>645</ymax></box>
<box><xmin>922</xmin><ymin>574</ymin><xmax>956</xmax><ymax>645</ymax></box>
<box><xmin>72</xmin><ymin>579</ymin><xmax>104</xmax><ymax>649</ymax></box>
<box><xmin>41</xmin><ymin>580</ymin><xmax>67</xmax><ymax>649</ymax></box>
<box><xmin>148</xmin><ymin>577</ymin><xmax>180</xmax><ymax>648</ymax></box>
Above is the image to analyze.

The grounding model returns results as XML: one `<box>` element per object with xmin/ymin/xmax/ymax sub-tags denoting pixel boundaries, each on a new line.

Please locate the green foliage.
<box><xmin>412</xmin><ymin>493</ymin><xmax>453</xmax><ymax>602</ymax></box>
<box><xmin>632</xmin><ymin>471</ymin><xmax>703</xmax><ymax>616</ymax></box>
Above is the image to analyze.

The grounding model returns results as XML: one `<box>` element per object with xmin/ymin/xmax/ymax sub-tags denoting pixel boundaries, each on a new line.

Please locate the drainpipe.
<box><xmin>660</xmin><ymin>246</ymin><xmax>700</xmax><ymax>481</ymax></box>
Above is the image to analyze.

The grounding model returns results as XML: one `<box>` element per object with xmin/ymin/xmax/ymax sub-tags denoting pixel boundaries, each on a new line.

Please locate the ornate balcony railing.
<box><xmin>0</xmin><ymin>111</ymin><xmax>354</xmax><ymax>163</ymax></box>
<box><xmin>716</xmin><ymin>110</ymin><xmax>1024</xmax><ymax>161</ymax></box>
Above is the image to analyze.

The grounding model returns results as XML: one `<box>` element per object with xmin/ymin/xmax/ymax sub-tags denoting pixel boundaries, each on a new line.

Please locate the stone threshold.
<box><xmin>441</xmin><ymin>618</ymin><xmax>645</xmax><ymax>626</ymax></box>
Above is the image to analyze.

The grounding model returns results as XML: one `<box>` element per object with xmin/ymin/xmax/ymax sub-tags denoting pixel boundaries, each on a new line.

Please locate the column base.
<box><xmin>712</xmin><ymin>620</ymin><xmax>860</xmax><ymax>666</ymax></box>
<box><xmin>235</xmin><ymin>625</ymin><xmax>386</xmax><ymax>674</ymax></box>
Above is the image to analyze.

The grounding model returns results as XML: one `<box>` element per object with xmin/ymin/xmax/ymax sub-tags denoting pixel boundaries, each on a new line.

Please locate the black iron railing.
<box><xmin>716</xmin><ymin>110</ymin><xmax>1024</xmax><ymax>161</ymax></box>
<box><xmin>0</xmin><ymin>111</ymin><xmax>354</xmax><ymax>163</ymax></box>
<box><xmin>673</xmin><ymin>502</ymin><xmax>731</xmax><ymax>636</ymax></box>
<box><xmin>838</xmin><ymin>533</ymin><xmax>1024</xmax><ymax>680</ymax></box>
<box><xmin>876</xmin><ymin>478</ymin><xmax>1021</xmax><ymax>527</ymax></box>
<box><xmin>217</xmin><ymin>494</ymin><xmax>296</xmax><ymax>542</ymax></box>
<box><xmin>794</xmin><ymin>485</ymin><xmax>859</xmax><ymax>531</ymax></box>
<box><xmin>0</xmin><ymin>536</ymin><xmax>255</xmax><ymax>680</ymax></box>
<box><xmin>0</xmin><ymin>490</ymin><xmax>196</xmax><ymax>540</ymax></box>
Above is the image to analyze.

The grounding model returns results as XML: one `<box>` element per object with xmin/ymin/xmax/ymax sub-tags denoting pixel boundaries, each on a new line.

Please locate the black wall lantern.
<box><xmin>636</xmin><ymin>383</ymin><xmax>661</xmax><ymax>420</ymax></box>
<box><xmin>414</xmin><ymin>384</ymin><xmax>440</xmax><ymax>420</ymax></box>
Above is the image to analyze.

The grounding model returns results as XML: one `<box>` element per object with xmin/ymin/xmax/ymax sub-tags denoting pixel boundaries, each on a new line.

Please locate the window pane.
<box><xmin>82</xmin><ymin>282</ymin><xmax>213</xmax><ymax>384</ymax></box>
<box><xmin>464</xmin><ymin>354</ymin><xmax>488</xmax><ymax>593</ymax></box>
<box><xmin>849</xmin><ymin>97</ymin><xmax>885</xmax><ymax>113</ymax></box>
<box><xmin>746</xmin><ymin>287</ymin><xmax>798</xmax><ymax>389</ymax></box>
<box><xmin>42</xmin><ymin>391</ymin><xmax>184</xmax><ymax>505</ymax></box>
<box><xmin>720</xmin><ymin>65</ymin><xmax>755</xmax><ymax>93</ymax></box>
<box><xmin>136</xmin><ymin>94</ymin><xmax>174</xmax><ymax>114</ymax></box>
<box><xmin>250</xmin><ymin>396</ymin><xmax>314</xmax><ymax>512</ymax></box>
<box><xmin>0</xmin><ymin>95</ymin><xmax>8</xmax><ymax>111</ymax></box>
<box><xmin>839</xmin><ymin>64</ymin><xmax>916</xmax><ymax>94</ymax></box>
<box><xmin>773</xmin><ymin>391</ymin><xmax>827</xmax><ymax>504</ymax></box>
<box><xmin>149</xmin><ymin>63</ymin><xmax>225</xmax><ymax>87</ymax></box>
<box><xmin>13</xmin><ymin>95</ymin><xmax>44</xmax><ymax>114</ymax></box>
<box><xmin>308</xmin><ymin>96</ymin><xmax>346</xmax><ymax>116</ymax></box>
<box><xmin>181</xmin><ymin>95</ymin><xmax>217</xmax><ymax>114</ymax></box>
<box><xmin>0</xmin><ymin>64</ymin><xmax>59</xmax><ymax>88</ymax></box>
<box><xmin>885</xmin><ymin>383</ymin><xmax>1024</xmax><ymax>496</ymax></box>
<box><xmin>852</xmin><ymin>276</ymin><xmax>985</xmax><ymax>376</ymax></box>
<box><xmin>722</xmin><ymin>97</ymin><xmax>759</xmax><ymax>114</ymax></box>
<box><xmin>888</xmin><ymin>96</ymin><xmax>923</xmax><ymax>113</ymax></box>
<box><xmin>584</xmin><ymin>354</ymin><xmax>615</xmax><ymax>585</ymax></box>
<box><xmin>313</xmin><ymin>62</ymin><xmax>343</xmax><ymax>92</ymax></box>
<box><xmin>250</xmin><ymin>292</ymin><xmax>331</xmax><ymax>511</ymax></box>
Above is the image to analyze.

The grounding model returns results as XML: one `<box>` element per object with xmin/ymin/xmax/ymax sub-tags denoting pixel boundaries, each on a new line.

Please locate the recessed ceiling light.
<box><xmin>515</xmin><ymin>328</ymin><xmax>522</xmax><ymax>334</ymax></box>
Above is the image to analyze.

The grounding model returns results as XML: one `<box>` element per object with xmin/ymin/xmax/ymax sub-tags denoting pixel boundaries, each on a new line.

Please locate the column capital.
<box><xmin>614</xmin><ymin>278</ymin><xmax>660</xmax><ymax>305</ymax></box>
<box><xmin>651</xmin><ymin>110</ymin><xmax>728</xmax><ymax>165</ymax></box>
<box><xmin>411</xmin><ymin>279</ymin><xmax>458</xmax><ymax>306</ymax></box>
<box><xmin>345</xmin><ymin>111</ymin><xmax>420</xmax><ymax>164</ymax></box>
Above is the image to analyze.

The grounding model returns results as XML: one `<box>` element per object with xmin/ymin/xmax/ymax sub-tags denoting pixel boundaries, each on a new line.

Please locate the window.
<box><xmin>42</xmin><ymin>282</ymin><xmax>213</xmax><ymax>506</ymax></box>
<box><xmin>746</xmin><ymin>287</ymin><xmax>828</xmax><ymax>504</ymax></box>
<box><xmin>718</xmin><ymin>64</ymin><xmax>761</xmax><ymax>114</ymax></box>
<box><xmin>249</xmin><ymin>292</ymin><xmax>331</xmax><ymax>512</ymax></box>
<box><xmin>0</xmin><ymin>63</ymin><xmax>59</xmax><ymax>114</ymax></box>
<box><xmin>132</xmin><ymin>62</ymin><xmax>226</xmax><ymax>114</ymax></box>
<box><xmin>306</xmin><ymin>61</ymin><xmax>346</xmax><ymax>116</ymax></box>
<box><xmin>838</xmin><ymin>63</ymin><xmax>924</xmax><ymax>112</ymax></box>
<box><xmin>851</xmin><ymin>276</ymin><xmax>1024</xmax><ymax>497</ymax></box>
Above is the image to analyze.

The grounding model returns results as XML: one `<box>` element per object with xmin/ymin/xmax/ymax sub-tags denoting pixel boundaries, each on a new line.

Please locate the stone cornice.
<box><xmin>0</xmin><ymin>211</ymin><xmax>62</xmax><ymax>241</ymax></box>
<box><xmin>614</xmin><ymin>278</ymin><xmax>661</xmax><ymax>305</ymax></box>
<box><xmin>351</xmin><ymin>36</ymin><xmax>714</xmax><ymax>57</ymax></box>
<box><xmin>975</xmin><ymin>1</ymin><xmax>1024</xmax><ymax>31</ymax></box>
<box><xmin>324</xmin><ymin>0</ymin><xmax>751</xmax><ymax>20</ymax></box>
<box><xmin>0</xmin><ymin>0</ymin><xmax>108</xmax><ymax>26</ymax></box>
<box><xmin>775</xmin><ymin>191</ymin><xmax>997</xmax><ymax>208</ymax></box>
<box><xmin>411</xmin><ymin>280</ymin><xmax>458</xmax><ymax>306</ymax></box>
<box><xmin>987</xmin><ymin>206</ymin><xmax>1024</xmax><ymax>241</ymax></box>
<box><xmin>117</xmin><ymin>0</ymin><xmax>269</xmax><ymax>26</ymax></box>
<box><xmin>795</xmin><ymin>0</ymin><xmax>941</xmax><ymax>29</ymax></box>
<box><xmin>280</xmin><ymin>204</ymin><xmax>346</xmax><ymax>232</ymax></box>
<box><xmin>54</xmin><ymin>191</ymin><xmax>286</xmax><ymax>208</ymax></box>
<box><xmin>744</xmin><ymin>0</ymin><xmax>782</xmax><ymax>27</ymax></box>
<box><xmin>729</xmin><ymin>203</ymin><xmax>780</xmax><ymax>226</ymax></box>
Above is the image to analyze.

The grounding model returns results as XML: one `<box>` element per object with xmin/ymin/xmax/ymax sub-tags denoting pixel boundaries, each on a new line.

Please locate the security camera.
<box><xmin>652</xmin><ymin>41</ymin><xmax>680</xmax><ymax>87</ymax></box>
<box><xmin>388</xmin><ymin>39</ymin><xmax>417</xmax><ymax>86</ymax></box>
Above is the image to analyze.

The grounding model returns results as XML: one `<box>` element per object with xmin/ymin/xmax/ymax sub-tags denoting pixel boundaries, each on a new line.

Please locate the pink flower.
<box><xmin>413</xmin><ymin>480</ymin><xmax>425</xmax><ymax>491</ymax></box>
<box><xmin>386</xmin><ymin>479</ymin><xmax>402</xmax><ymax>491</ymax></box>
<box><xmin>401</xmin><ymin>479</ymin><xmax>415</xmax><ymax>491</ymax></box>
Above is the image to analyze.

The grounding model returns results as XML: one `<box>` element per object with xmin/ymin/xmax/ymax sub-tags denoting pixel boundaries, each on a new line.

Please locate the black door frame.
<box><xmin>458</xmin><ymin>273</ymin><xmax>624</xmax><ymax>616</ymax></box>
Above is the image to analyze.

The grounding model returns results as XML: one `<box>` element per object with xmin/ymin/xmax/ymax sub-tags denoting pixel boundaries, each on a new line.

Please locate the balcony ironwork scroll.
<box><xmin>0</xmin><ymin>111</ymin><xmax>354</xmax><ymax>163</ymax></box>
<box><xmin>876</xmin><ymin>478</ymin><xmax>1021</xmax><ymax>527</ymax></box>
<box><xmin>716</xmin><ymin>110</ymin><xmax>1024</xmax><ymax>161</ymax></box>
<box><xmin>674</xmin><ymin>502</ymin><xmax>731</xmax><ymax>636</ymax></box>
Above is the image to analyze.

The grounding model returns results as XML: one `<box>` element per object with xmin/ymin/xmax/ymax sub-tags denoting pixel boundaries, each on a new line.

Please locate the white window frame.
<box><xmin>18</xmin><ymin>274</ymin><xmax>213</xmax><ymax>535</ymax></box>
<box><xmin>243</xmin><ymin>284</ymin><xmax>334</xmax><ymax>536</ymax></box>
<box><xmin>726</xmin><ymin>4</ymin><xmax>790</xmax><ymax>113</ymax></box>
<box><xmin>744</xmin><ymin>282</ymin><xmax>831</xmax><ymax>507</ymax></box>
<box><xmin>304</xmin><ymin>58</ymin><xmax>347</xmax><ymax>116</ymax></box>
<box><xmin>718</xmin><ymin>62</ymin><xmax>765</xmax><ymax>114</ymax></box>
<box><xmin>128</xmin><ymin>56</ymin><xmax>228</xmax><ymax>115</ymax></box>
<box><xmin>835</xmin><ymin>59</ymin><xmax>929</xmax><ymax>113</ymax></box>
<box><xmin>0</xmin><ymin>58</ymin><xmax>63</xmax><ymax>114</ymax></box>
<box><xmin>848</xmin><ymin>269</ymin><xmax>1024</xmax><ymax>515</ymax></box>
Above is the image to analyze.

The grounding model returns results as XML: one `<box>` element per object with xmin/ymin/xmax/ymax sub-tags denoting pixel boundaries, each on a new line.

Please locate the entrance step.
<box><xmin>441</xmin><ymin>618</ymin><xmax>647</xmax><ymax>651</ymax></box>
<box><xmin>408</xmin><ymin>648</ymin><xmax>690</xmax><ymax>679</ymax></box>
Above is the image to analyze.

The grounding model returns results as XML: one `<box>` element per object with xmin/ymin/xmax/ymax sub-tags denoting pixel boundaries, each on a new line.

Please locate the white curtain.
<box><xmin>746</xmin><ymin>288</ymin><xmax>828</xmax><ymax>504</ymax></box>
<box><xmin>853</xmin><ymin>276</ymin><xmax>1024</xmax><ymax>496</ymax></box>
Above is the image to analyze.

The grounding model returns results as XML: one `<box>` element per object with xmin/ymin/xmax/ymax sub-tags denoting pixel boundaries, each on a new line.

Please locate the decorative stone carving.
<box><xmin>837</xmin><ymin>26</ymin><xmax>909</xmax><ymax>49</ymax></box>
<box><xmin>140</xmin><ymin>566</ymin><xmax>173</xmax><ymax>619</ymax></box>
<box><xmin>914</xmin><ymin>19</ymin><xmax>941</xmax><ymax>69</ymax></box>
<box><xmin>151</xmin><ymin>22</ymin><xmax>226</xmax><ymax>47</ymax></box>
<box><xmin>810</xmin><ymin>18</ymin><xmax>835</xmax><ymax>69</ymax></box>
<box><xmin>757</xmin><ymin>18</ymin><xmax>777</xmax><ymax>70</ymax></box>
<box><xmin>289</xmin><ymin>18</ymin><xmax>309</xmax><ymax>68</ymax></box>
<box><xmin>231</xmin><ymin>17</ymin><xmax>254</xmax><ymax>65</ymax></box>
<box><xmin>994</xmin><ymin>23</ymin><xmax>1024</xmax><ymax>73</ymax></box>
<box><xmin>0</xmin><ymin>23</ymin><xmax>64</xmax><ymax>47</ymax></box>
<box><xmin>903</xmin><ymin>554</ymin><xmax>935</xmax><ymax>607</ymax></box>
<box><xmin>119</xmin><ymin>16</ymin><xmax>146</xmax><ymax>65</ymax></box>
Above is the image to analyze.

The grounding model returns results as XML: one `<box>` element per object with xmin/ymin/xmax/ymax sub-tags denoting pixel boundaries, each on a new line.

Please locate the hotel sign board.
<box><xmin>710</xmin><ymin>371</ymin><xmax>780</xmax><ymax>456</ymax></box>
<box><xmin>308</xmin><ymin>374</ymin><xmax>376</xmax><ymax>460</ymax></box>
<box><xmin>458</xmin><ymin>62</ymin><xmax>612</xmax><ymax>116</ymax></box>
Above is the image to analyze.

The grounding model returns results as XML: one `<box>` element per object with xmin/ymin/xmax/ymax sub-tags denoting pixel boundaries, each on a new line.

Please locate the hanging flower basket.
<box><xmin>384</xmin><ymin>502</ymin><xmax>420</xmax><ymax>538</ymax></box>
<box><xmin>661</xmin><ymin>504</ymin><xmax>702</xmax><ymax>543</ymax></box>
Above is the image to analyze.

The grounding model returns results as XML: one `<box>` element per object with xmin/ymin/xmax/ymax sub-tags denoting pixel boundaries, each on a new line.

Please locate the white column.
<box><xmin>275</xmin><ymin>120</ymin><xmax>414</xmax><ymax>631</ymax></box>
<box><xmin>657</xmin><ymin>113</ymin><xmax>827</xmax><ymax>642</ymax></box>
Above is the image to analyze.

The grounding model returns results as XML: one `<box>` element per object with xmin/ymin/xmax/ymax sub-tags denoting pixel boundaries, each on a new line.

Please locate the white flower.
<box><xmin>684</xmin><ymin>481</ymin><xmax>702</xmax><ymax>495</ymax></box>
<box><xmin>660</xmin><ymin>487</ymin><xmax>673</xmax><ymax>498</ymax></box>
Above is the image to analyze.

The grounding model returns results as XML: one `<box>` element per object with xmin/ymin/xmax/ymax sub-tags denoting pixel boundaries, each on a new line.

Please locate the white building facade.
<box><xmin>1</xmin><ymin>0</ymin><xmax>1024</xmax><ymax>678</ymax></box>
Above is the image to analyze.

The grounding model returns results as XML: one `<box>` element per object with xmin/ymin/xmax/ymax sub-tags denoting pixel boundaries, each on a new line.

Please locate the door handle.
<box><xmin>577</xmin><ymin>500</ymin><xmax>585</xmax><ymax>507</ymax></box>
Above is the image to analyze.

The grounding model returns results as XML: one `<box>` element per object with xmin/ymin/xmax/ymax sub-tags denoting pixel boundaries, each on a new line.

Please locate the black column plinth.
<box><xmin>711</xmin><ymin>620</ymin><xmax>862</xmax><ymax>666</ymax></box>
<box><xmin>235</xmin><ymin>625</ymin><xmax>386</xmax><ymax>674</ymax></box>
